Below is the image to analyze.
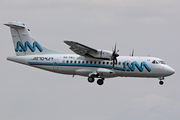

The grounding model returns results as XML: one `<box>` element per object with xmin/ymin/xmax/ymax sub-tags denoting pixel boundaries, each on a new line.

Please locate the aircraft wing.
<box><xmin>64</xmin><ymin>41</ymin><xmax>98</xmax><ymax>56</ymax></box>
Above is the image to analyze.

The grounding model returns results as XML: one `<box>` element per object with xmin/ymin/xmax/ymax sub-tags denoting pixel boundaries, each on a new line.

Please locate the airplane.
<box><xmin>4</xmin><ymin>21</ymin><xmax>175</xmax><ymax>85</ymax></box>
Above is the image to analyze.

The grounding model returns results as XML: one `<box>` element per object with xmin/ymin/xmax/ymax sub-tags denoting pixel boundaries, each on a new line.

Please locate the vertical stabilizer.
<box><xmin>5</xmin><ymin>21</ymin><xmax>60</xmax><ymax>56</ymax></box>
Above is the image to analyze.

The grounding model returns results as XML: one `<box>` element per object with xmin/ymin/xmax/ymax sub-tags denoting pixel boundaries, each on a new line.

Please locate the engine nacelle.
<box><xmin>97</xmin><ymin>68</ymin><xmax>116</xmax><ymax>78</ymax></box>
<box><xmin>89</xmin><ymin>49</ymin><xmax>113</xmax><ymax>60</ymax></box>
<box><xmin>75</xmin><ymin>69</ymin><xmax>93</xmax><ymax>77</ymax></box>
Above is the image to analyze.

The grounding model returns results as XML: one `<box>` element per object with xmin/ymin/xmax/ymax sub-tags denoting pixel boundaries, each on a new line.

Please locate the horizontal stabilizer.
<box><xmin>4</xmin><ymin>21</ymin><xmax>25</xmax><ymax>29</ymax></box>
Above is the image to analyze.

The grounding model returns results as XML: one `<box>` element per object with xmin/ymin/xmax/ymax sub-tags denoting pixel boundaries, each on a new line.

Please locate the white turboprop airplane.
<box><xmin>5</xmin><ymin>21</ymin><xmax>175</xmax><ymax>85</ymax></box>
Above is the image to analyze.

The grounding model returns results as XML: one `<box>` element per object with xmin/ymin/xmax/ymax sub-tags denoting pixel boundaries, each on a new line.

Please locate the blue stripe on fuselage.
<box><xmin>28</xmin><ymin>62</ymin><xmax>150</xmax><ymax>72</ymax></box>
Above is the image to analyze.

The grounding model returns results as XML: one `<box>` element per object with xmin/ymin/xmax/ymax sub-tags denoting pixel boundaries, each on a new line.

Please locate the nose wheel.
<box><xmin>158</xmin><ymin>77</ymin><xmax>164</xmax><ymax>85</ymax></box>
<box><xmin>159</xmin><ymin>80</ymin><xmax>164</xmax><ymax>85</ymax></box>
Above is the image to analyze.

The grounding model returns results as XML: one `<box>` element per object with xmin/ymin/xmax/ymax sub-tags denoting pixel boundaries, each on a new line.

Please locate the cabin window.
<box><xmin>74</xmin><ymin>61</ymin><xmax>77</xmax><ymax>63</ymax></box>
<box><xmin>110</xmin><ymin>62</ymin><xmax>112</xmax><ymax>65</ymax></box>
<box><xmin>94</xmin><ymin>61</ymin><xmax>96</xmax><ymax>64</ymax></box>
<box><xmin>70</xmin><ymin>60</ymin><xmax>73</xmax><ymax>63</ymax></box>
<box><xmin>90</xmin><ymin>61</ymin><xmax>93</xmax><ymax>64</ymax></box>
<box><xmin>102</xmin><ymin>61</ymin><xmax>105</xmax><ymax>64</ymax></box>
<box><xmin>82</xmin><ymin>61</ymin><xmax>84</xmax><ymax>64</ymax></box>
<box><xmin>78</xmin><ymin>61</ymin><xmax>81</xmax><ymax>64</ymax></box>
<box><xmin>66</xmin><ymin>60</ymin><xmax>69</xmax><ymax>63</ymax></box>
<box><xmin>86</xmin><ymin>61</ymin><xmax>89</xmax><ymax>64</ymax></box>
<box><xmin>119</xmin><ymin>62</ymin><xmax>121</xmax><ymax>65</ymax></box>
<box><xmin>99</xmin><ymin>61</ymin><xmax>101</xmax><ymax>64</ymax></box>
<box><xmin>106</xmin><ymin>62</ymin><xmax>109</xmax><ymax>65</ymax></box>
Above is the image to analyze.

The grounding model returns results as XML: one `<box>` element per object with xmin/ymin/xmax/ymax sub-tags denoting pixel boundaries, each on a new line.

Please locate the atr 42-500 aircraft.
<box><xmin>5</xmin><ymin>21</ymin><xmax>175</xmax><ymax>85</ymax></box>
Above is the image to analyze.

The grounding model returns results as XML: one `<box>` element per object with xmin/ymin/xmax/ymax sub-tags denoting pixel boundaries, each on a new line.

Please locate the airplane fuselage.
<box><xmin>7</xmin><ymin>54</ymin><xmax>174</xmax><ymax>79</ymax></box>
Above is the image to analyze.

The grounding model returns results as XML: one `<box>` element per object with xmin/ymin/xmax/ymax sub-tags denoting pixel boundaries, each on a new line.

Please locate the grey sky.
<box><xmin>0</xmin><ymin>0</ymin><xmax>180</xmax><ymax>120</ymax></box>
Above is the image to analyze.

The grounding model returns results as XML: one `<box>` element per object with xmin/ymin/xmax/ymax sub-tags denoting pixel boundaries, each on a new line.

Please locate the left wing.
<box><xmin>64</xmin><ymin>40</ymin><xmax>98</xmax><ymax>56</ymax></box>
<box><xmin>64</xmin><ymin>40</ymin><xmax>115</xmax><ymax>60</ymax></box>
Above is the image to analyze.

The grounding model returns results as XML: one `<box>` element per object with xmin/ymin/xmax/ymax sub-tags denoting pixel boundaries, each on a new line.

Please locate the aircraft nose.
<box><xmin>167</xmin><ymin>66</ymin><xmax>175</xmax><ymax>76</ymax></box>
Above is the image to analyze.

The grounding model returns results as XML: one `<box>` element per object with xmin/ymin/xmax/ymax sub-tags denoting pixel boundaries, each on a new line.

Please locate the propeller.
<box><xmin>111</xmin><ymin>43</ymin><xmax>119</xmax><ymax>70</ymax></box>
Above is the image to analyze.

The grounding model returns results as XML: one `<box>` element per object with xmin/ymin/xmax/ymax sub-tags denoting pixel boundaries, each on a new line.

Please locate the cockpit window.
<box><xmin>152</xmin><ymin>60</ymin><xmax>158</xmax><ymax>64</ymax></box>
<box><xmin>158</xmin><ymin>60</ymin><xmax>166</xmax><ymax>64</ymax></box>
<box><xmin>152</xmin><ymin>60</ymin><xmax>166</xmax><ymax>64</ymax></box>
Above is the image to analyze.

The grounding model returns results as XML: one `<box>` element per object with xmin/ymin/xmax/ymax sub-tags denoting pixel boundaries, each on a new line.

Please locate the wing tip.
<box><xmin>64</xmin><ymin>40</ymin><xmax>76</xmax><ymax>46</ymax></box>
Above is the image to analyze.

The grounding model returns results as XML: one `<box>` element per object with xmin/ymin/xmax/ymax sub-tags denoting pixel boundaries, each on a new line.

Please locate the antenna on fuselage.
<box><xmin>130</xmin><ymin>49</ymin><xmax>134</xmax><ymax>57</ymax></box>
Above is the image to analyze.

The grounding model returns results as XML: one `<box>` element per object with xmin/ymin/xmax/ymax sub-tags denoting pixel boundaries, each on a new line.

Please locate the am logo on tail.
<box><xmin>5</xmin><ymin>21</ymin><xmax>175</xmax><ymax>85</ymax></box>
<box><xmin>15</xmin><ymin>41</ymin><xmax>43</xmax><ymax>52</ymax></box>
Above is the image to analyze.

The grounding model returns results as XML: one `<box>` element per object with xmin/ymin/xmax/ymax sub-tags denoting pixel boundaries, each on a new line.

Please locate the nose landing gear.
<box><xmin>159</xmin><ymin>80</ymin><xmax>164</xmax><ymax>85</ymax></box>
<box><xmin>158</xmin><ymin>77</ymin><xmax>164</xmax><ymax>85</ymax></box>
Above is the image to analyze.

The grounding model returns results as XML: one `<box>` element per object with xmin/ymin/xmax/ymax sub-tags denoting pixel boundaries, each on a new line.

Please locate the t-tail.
<box><xmin>4</xmin><ymin>21</ymin><xmax>59</xmax><ymax>56</ymax></box>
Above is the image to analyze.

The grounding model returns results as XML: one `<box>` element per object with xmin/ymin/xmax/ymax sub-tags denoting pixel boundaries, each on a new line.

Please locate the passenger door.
<box><xmin>53</xmin><ymin>59</ymin><xmax>59</xmax><ymax>70</ymax></box>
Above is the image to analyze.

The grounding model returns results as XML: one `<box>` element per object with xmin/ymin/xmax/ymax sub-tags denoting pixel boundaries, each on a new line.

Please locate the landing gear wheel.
<box><xmin>159</xmin><ymin>81</ymin><xmax>164</xmax><ymax>85</ymax></box>
<box><xmin>97</xmin><ymin>79</ymin><xmax>104</xmax><ymax>85</ymax></box>
<box><xmin>88</xmin><ymin>77</ymin><xmax>94</xmax><ymax>83</ymax></box>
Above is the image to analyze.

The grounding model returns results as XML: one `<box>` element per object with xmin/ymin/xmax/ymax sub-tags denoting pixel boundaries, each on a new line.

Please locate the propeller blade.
<box><xmin>115</xmin><ymin>57</ymin><xmax>117</xmax><ymax>65</ymax></box>
<box><xmin>111</xmin><ymin>43</ymin><xmax>119</xmax><ymax>70</ymax></box>
<box><xmin>112</xmin><ymin>59</ymin><xmax>115</xmax><ymax>69</ymax></box>
<box><xmin>114</xmin><ymin>43</ymin><xmax>117</xmax><ymax>53</ymax></box>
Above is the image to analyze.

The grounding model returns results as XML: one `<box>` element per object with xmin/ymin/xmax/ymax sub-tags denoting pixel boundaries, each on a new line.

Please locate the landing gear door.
<box><xmin>53</xmin><ymin>59</ymin><xmax>59</xmax><ymax>70</ymax></box>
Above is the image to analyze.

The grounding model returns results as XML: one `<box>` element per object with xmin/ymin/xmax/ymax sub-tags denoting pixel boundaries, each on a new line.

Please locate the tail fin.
<box><xmin>5</xmin><ymin>21</ymin><xmax>59</xmax><ymax>56</ymax></box>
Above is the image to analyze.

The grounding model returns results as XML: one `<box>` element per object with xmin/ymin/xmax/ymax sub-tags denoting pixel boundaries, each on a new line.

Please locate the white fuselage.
<box><xmin>7</xmin><ymin>54</ymin><xmax>175</xmax><ymax>79</ymax></box>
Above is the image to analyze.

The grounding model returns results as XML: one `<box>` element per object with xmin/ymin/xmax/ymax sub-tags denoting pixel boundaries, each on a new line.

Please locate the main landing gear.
<box><xmin>158</xmin><ymin>77</ymin><xmax>164</xmax><ymax>85</ymax></box>
<box><xmin>97</xmin><ymin>78</ymin><xmax>104</xmax><ymax>85</ymax></box>
<box><xmin>87</xmin><ymin>77</ymin><xmax>104</xmax><ymax>85</ymax></box>
<box><xmin>88</xmin><ymin>77</ymin><xmax>95</xmax><ymax>83</ymax></box>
